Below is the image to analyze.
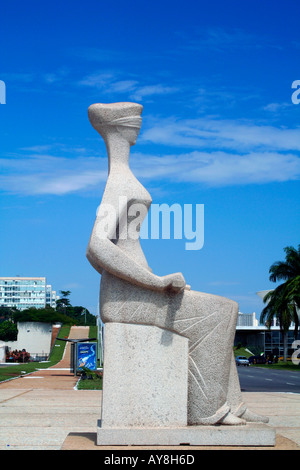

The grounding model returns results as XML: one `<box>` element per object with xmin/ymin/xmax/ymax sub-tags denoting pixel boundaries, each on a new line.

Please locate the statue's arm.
<box><xmin>86</xmin><ymin>197</ymin><xmax>185</xmax><ymax>293</ymax></box>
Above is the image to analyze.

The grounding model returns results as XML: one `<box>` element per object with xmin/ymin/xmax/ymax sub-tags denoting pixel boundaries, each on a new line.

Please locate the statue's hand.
<box><xmin>161</xmin><ymin>272</ymin><xmax>186</xmax><ymax>293</ymax></box>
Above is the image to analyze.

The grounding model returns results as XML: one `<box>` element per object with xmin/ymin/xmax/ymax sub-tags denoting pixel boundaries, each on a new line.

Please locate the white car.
<box><xmin>235</xmin><ymin>356</ymin><xmax>250</xmax><ymax>366</ymax></box>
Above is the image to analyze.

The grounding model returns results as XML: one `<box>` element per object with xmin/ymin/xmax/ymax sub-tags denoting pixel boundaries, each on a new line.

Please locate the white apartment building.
<box><xmin>0</xmin><ymin>277</ymin><xmax>58</xmax><ymax>311</ymax></box>
<box><xmin>236</xmin><ymin>311</ymin><xmax>258</xmax><ymax>327</ymax></box>
<box><xmin>46</xmin><ymin>284</ymin><xmax>59</xmax><ymax>309</ymax></box>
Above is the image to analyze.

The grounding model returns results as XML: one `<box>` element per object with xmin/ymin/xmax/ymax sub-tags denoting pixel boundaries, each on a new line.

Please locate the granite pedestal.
<box><xmin>98</xmin><ymin>323</ymin><xmax>275</xmax><ymax>447</ymax></box>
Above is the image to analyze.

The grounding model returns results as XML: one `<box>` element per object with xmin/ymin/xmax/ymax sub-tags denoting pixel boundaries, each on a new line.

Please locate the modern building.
<box><xmin>46</xmin><ymin>284</ymin><xmax>59</xmax><ymax>309</ymax></box>
<box><xmin>235</xmin><ymin>323</ymin><xmax>299</xmax><ymax>357</ymax></box>
<box><xmin>235</xmin><ymin>311</ymin><xmax>300</xmax><ymax>357</ymax></box>
<box><xmin>0</xmin><ymin>277</ymin><xmax>58</xmax><ymax>311</ymax></box>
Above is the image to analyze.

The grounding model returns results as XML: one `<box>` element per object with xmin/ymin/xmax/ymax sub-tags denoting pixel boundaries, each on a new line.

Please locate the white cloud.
<box><xmin>263</xmin><ymin>102</ymin><xmax>292</xmax><ymax>112</ymax></box>
<box><xmin>110</xmin><ymin>80</ymin><xmax>138</xmax><ymax>93</ymax></box>
<box><xmin>132</xmin><ymin>150</ymin><xmax>300</xmax><ymax>186</ymax></box>
<box><xmin>1</xmin><ymin>147</ymin><xmax>299</xmax><ymax>195</ymax></box>
<box><xmin>130</xmin><ymin>85</ymin><xmax>179</xmax><ymax>101</ymax></box>
<box><xmin>77</xmin><ymin>72</ymin><xmax>115</xmax><ymax>88</ymax></box>
<box><xmin>141</xmin><ymin>117</ymin><xmax>300</xmax><ymax>152</ymax></box>
<box><xmin>0</xmin><ymin>153</ymin><xmax>107</xmax><ymax>195</ymax></box>
<box><xmin>1</xmin><ymin>115</ymin><xmax>300</xmax><ymax>196</ymax></box>
<box><xmin>77</xmin><ymin>72</ymin><xmax>178</xmax><ymax>101</ymax></box>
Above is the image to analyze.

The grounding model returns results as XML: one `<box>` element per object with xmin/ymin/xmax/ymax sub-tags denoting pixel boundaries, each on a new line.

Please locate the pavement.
<box><xmin>0</xmin><ymin>326</ymin><xmax>300</xmax><ymax>451</ymax></box>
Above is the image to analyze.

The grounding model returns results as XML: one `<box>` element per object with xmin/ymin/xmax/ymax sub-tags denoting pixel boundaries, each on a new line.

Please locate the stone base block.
<box><xmin>101</xmin><ymin>323</ymin><xmax>189</xmax><ymax>428</ymax></box>
<box><xmin>97</xmin><ymin>420</ymin><xmax>276</xmax><ymax>447</ymax></box>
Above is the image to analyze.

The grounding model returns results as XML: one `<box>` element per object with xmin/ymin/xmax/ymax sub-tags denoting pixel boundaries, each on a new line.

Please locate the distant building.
<box><xmin>235</xmin><ymin>323</ymin><xmax>299</xmax><ymax>357</ymax></box>
<box><xmin>46</xmin><ymin>284</ymin><xmax>59</xmax><ymax>309</ymax></box>
<box><xmin>236</xmin><ymin>311</ymin><xmax>258</xmax><ymax>327</ymax></box>
<box><xmin>234</xmin><ymin>295</ymin><xmax>300</xmax><ymax>357</ymax></box>
<box><xmin>0</xmin><ymin>277</ymin><xmax>58</xmax><ymax>311</ymax></box>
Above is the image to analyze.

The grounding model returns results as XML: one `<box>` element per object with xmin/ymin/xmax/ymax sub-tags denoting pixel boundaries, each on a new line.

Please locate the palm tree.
<box><xmin>269</xmin><ymin>245</ymin><xmax>300</xmax><ymax>284</ymax></box>
<box><xmin>260</xmin><ymin>245</ymin><xmax>300</xmax><ymax>361</ymax></box>
<box><xmin>261</xmin><ymin>282</ymin><xmax>297</xmax><ymax>361</ymax></box>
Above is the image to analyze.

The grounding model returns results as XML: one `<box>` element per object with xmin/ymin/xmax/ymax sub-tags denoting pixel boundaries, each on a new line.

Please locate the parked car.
<box><xmin>235</xmin><ymin>356</ymin><xmax>250</xmax><ymax>366</ymax></box>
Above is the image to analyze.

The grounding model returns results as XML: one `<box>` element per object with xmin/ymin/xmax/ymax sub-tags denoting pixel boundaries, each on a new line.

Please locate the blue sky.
<box><xmin>0</xmin><ymin>0</ymin><xmax>299</xmax><ymax>319</ymax></box>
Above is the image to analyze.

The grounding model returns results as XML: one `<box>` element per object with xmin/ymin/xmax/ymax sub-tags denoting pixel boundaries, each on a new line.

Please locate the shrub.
<box><xmin>0</xmin><ymin>321</ymin><xmax>18</xmax><ymax>341</ymax></box>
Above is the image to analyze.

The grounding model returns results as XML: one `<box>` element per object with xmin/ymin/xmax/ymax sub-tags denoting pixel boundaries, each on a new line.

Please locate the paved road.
<box><xmin>237</xmin><ymin>365</ymin><xmax>300</xmax><ymax>393</ymax></box>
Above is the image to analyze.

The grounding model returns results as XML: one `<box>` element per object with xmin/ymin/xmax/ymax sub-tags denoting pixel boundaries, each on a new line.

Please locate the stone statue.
<box><xmin>86</xmin><ymin>102</ymin><xmax>268</xmax><ymax>430</ymax></box>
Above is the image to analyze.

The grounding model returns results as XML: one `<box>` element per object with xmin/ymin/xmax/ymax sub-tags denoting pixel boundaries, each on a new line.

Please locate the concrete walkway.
<box><xmin>0</xmin><ymin>326</ymin><xmax>299</xmax><ymax>450</ymax></box>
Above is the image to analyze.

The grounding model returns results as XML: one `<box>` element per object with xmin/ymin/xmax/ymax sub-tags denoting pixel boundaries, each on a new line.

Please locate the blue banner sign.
<box><xmin>77</xmin><ymin>342</ymin><xmax>97</xmax><ymax>371</ymax></box>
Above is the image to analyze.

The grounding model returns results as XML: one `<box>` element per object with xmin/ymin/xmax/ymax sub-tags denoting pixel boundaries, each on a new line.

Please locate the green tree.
<box><xmin>269</xmin><ymin>246</ymin><xmax>300</xmax><ymax>284</ymax></box>
<box><xmin>0</xmin><ymin>320</ymin><xmax>18</xmax><ymax>341</ymax></box>
<box><xmin>260</xmin><ymin>245</ymin><xmax>300</xmax><ymax>361</ymax></box>
<box><xmin>56</xmin><ymin>290</ymin><xmax>71</xmax><ymax>313</ymax></box>
<box><xmin>0</xmin><ymin>306</ymin><xmax>19</xmax><ymax>321</ymax></box>
<box><xmin>65</xmin><ymin>306</ymin><xmax>96</xmax><ymax>326</ymax></box>
<box><xmin>56</xmin><ymin>290</ymin><xmax>96</xmax><ymax>325</ymax></box>
<box><xmin>13</xmin><ymin>307</ymin><xmax>77</xmax><ymax>325</ymax></box>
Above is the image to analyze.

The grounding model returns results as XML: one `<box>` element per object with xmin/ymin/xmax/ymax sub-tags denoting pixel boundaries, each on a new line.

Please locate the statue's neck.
<box><xmin>105</xmin><ymin>136</ymin><xmax>131</xmax><ymax>173</ymax></box>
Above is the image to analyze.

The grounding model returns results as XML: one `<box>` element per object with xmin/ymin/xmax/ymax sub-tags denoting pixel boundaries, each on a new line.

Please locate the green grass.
<box><xmin>0</xmin><ymin>361</ymin><xmax>41</xmax><ymax>382</ymax></box>
<box><xmin>233</xmin><ymin>347</ymin><xmax>253</xmax><ymax>358</ymax></box>
<box><xmin>77</xmin><ymin>373</ymin><xmax>103</xmax><ymax>390</ymax></box>
<box><xmin>88</xmin><ymin>325</ymin><xmax>97</xmax><ymax>340</ymax></box>
<box><xmin>252</xmin><ymin>361</ymin><xmax>300</xmax><ymax>371</ymax></box>
<box><xmin>47</xmin><ymin>324</ymin><xmax>71</xmax><ymax>363</ymax></box>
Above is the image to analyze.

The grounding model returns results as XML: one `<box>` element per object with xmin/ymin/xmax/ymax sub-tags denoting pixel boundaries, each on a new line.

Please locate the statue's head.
<box><xmin>88</xmin><ymin>102</ymin><xmax>143</xmax><ymax>146</ymax></box>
